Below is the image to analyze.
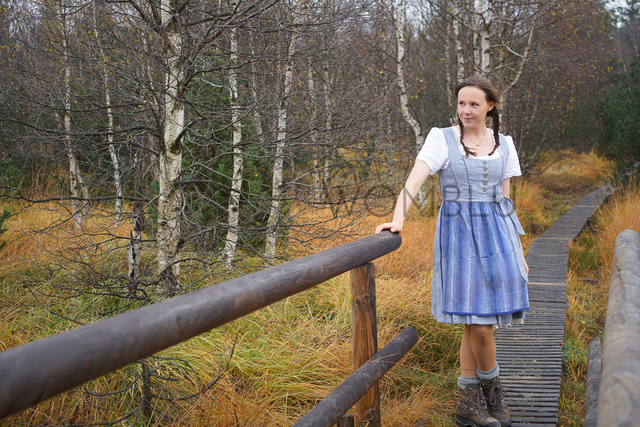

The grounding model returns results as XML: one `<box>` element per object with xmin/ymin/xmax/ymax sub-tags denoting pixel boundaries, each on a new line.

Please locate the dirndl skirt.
<box><xmin>431</xmin><ymin>200</ymin><xmax>529</xmax><ymax>326</ymax></box>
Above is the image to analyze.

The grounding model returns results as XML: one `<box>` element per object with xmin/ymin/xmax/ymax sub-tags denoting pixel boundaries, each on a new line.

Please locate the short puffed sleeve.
<box><xmin>416</xmin><ymin>127</ymin><xmax>449</xmax><ymax>175</ymax></box>
<box><xmin>504</xmin><ymin>135</ymin><xmax>522</xmax><ymax>179</ymax></box>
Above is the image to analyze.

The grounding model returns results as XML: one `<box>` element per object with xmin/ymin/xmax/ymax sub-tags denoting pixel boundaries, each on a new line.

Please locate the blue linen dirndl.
<box><xmin>430</xmin><ymin>127</ymin><xmax>529</xmax><ymax>326</ymax></box>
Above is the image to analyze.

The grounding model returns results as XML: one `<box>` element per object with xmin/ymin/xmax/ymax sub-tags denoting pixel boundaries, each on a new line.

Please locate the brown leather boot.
<box><xmin>480</xmin><ymin>376</ymin><xmax>511</xmax><ymax>427</ymax></box>
<box><xmin>456</xmin><ymin>383</ymin><xmax>501</xmax><ymax>427</ymax></box>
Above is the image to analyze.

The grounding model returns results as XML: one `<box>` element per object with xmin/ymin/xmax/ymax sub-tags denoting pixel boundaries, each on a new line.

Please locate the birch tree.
<box><xmin>57</xmin><ymin>0</ymin><xmax>90</xmax><ymax>230</ymax></box>
<box><xmin>153</xmin><ymin>0</ymin><xmax>186</xmax><ymax>295</ymax></box>
<box><xmin>306</xmin><ymin>59</ymin><xmax>322</xmax><ymax>204</ymax></box>
<box><xmin>395</xmin><ymin>0</ymin><xmax>426</xmax><ymax>204</ymax></box>
<box><xmin>452</xmin><ymin>1</ymin><xmax>465</xmax><ymax>83</ymax></box>
<box><xmin>92</xmin><ymin>0</ymin><xmax>122</xmax><ymax>229</ymax></box>
<box><xmin>264</xmin><ymin>2</ymin><xmax>302</xmax><ymax>263</ymax></box>
<box><xmin>222</xmin><ymin>4</ymin><xmax>243</xmax><ymax>266</ymax></box>
<box><xmin>475</xmin><ymin>0</ymin><xmax>492</xmax><ymax>75</ymax></box>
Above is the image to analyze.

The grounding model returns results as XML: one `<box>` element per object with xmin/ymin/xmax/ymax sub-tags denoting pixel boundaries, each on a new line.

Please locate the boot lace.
<box><xmin>485</xmin><ymin>378</ymin><xmax>507</xmax><ymax>410</ymax></box>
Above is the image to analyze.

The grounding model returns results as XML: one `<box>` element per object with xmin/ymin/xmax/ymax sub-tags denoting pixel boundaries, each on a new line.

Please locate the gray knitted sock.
<box><xmin>477</xmin><ymin>362</ymin><xmax>500</xmax><ymax>380</ymax></box>
<box><xmin>458</xmin><ymin>376</ymin><xmax>481</xmax><ymax>388</ymax></box>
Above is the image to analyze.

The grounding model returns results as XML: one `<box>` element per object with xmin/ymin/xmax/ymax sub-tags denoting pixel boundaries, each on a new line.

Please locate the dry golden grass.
<box><xmin>0</xmin><ymin>148</ymin><xmax>620</xmax><ymax>426</ymax></box>
<box><xmin>512</xmin><ymin>179</ymin><xmax>548</xmax><ymax>247</ymax></box>
<box><xmin>564</xmin><ymin>176</ymin><xmax>640</xmax><ymax>342</ymax></box>
<box><xmin>363</xmin><ymin>212</ymin><xmax>436</xmax><ymax>280</ymax></box>
<box><xmin>0</xmin><ymin>199</ymin><xmax>135</xmax><ymax>270</ymax></box>
<box><xmin>534</xmin><ymin>150</ymin><xmax>614</xmax><ymax>194</ymax></box>
<box><xmin>593</xmin><ymin>177</ymin><xmax>640</xmax><ymax>266</ymax></box>
<box><xmin>560</xmin><ymin>177</ymin><xmax>639</xmax><ymax>426</ymax></box>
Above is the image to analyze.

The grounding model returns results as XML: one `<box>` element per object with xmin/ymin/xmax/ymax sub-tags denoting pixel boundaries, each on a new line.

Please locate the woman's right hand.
<box><xmin>374</xmin><ymin>161</ymin><xmax>429</xmax><ymax>236</ymax></box>
<box><xmin>375</xmin><ymin>222</ymin><xmax>402</xmax><ymax>234</ymax></box>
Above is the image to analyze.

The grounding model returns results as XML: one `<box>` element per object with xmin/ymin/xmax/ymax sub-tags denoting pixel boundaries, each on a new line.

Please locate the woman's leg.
<box><xmin>465</xmin><ymin>325</ymin><xmax>510</xmax><ymax>426</ymax></box>
<box><xmin>468</xmin><ymin>324</ymin><xmax>496</xmax><ymax>372</ymax></box>
<box><xmin>460</xmin><ymin>324</ymin><xmax>478</xmax><ymax>377</ymax></box>
<box><xmin>460</xmin><ymin>324</ymin><xmax>496</xmax><ymax>374</ymax></box>
<box><xmin>456</xmin><ymin>325</ymin><xmax>501</xmax><ymax>426</ymax></box>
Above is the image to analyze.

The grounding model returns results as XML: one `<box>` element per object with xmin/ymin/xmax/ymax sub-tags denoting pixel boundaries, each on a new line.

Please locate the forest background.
<box><xmin>1</xmin><ymin>0</ymin><xmax>640</xmax><ymax>425</ymax></box>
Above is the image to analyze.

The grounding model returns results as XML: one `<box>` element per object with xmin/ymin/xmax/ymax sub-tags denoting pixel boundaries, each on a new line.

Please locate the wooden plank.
<box><xmin>508</xmin><ymin>405</ymin><xmax>560</xmax><ymax>411</ymax></box>
<box><xmin>492</xmin><ymin>186</ymin><xmax>612</xmax><ymax>425</ymax></box>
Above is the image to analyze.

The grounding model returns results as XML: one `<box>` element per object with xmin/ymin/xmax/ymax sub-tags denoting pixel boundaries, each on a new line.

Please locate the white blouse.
<box><xmin>416</xmin><ymin>127</ymin><xmax>522</xmax><ymax>179</ymax></box>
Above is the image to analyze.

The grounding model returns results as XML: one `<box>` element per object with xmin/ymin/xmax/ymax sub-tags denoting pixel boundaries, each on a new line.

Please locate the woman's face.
<box><xmin>457</xmin><ymin>86</ymin><xmax>495</xmax><ymax>129</ymax></box>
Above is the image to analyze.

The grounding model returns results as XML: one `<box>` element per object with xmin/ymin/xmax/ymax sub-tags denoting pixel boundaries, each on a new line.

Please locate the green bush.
<box><xmin>600</xmin><ymin>58</ymin><xmax>640</xmax><ymax>171</ymax></box>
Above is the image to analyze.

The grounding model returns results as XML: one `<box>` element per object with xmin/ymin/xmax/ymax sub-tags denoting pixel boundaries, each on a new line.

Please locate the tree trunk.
<box><xmin>478</xmin><ymin>0</ymin><xmax>492</xmax><ymax>75</ymax></box>
<box><xmin>321</xmin><ymin>60</ymin><xmax>334</xmax><ymax>201</ymax></box>
<box><xmin>264</xmin><ymin>14</ymin><xmax>300</xmax><ymax>263</ymax></box>
<box><xmin>92</xmin><ymin>1</ymin><xmax>122</xmax><ymax>229</ymax></box>
<box><xmin>157</xmin><ymin>0</ymin><xmax>185</xmax><ymax>296</ymax></box>
<box><xmin>307</xmin><ymin>59</ymin><xmax>321</xmax><ymax>204</ymax></box>
<box><xmin>222</xmin><ymin>19</ymin><xmax>243</xmax><ymax>266</ymax></box>
<box><xmin>128</xmin><ymin>148</ymin><xmax>146</xmax><ymax>295</ymax></box>
<box><xmin>453</xmin><ymin>2</ymin><xmax>465</xmax><ymax>83</ymax></box>
<box><xmin>249</xmin><ymin>39</ymin><xmax>267</xmax><ymax>147</ymax></box>
<box><xmin>395</xmin><ymin>0</ymin><xmax>425</xmax><ymax>205</ymax></box>
<box><xmin>59</xmin><ymin>3</ymin><xmax>87</xmax><ymax>231</ymax></box>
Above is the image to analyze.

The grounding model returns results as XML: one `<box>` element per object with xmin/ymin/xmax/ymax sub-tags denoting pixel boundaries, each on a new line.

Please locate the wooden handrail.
<box><xmin>0</xmin><ymin>231</ymin><xmax>402</xmax><ymax>419</ymax></box>
<box><xmin>597</xmin><ymin>229</ymin><xmax>640</xmax><ymax>426</ymax></box>
<box><xmin>294</xmin><ymin>326</ymin><xmax>418</xmax><ymax>427</ymax></box>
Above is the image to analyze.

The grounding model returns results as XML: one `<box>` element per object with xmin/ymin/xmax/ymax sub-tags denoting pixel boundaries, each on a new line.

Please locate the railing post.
<box><xmin>350</xmin><ymin>262</ymin><xmax>380</xmax><ymax>427</ymax></box>
<box><xmin>294</xmin><ymin>327</ymin><xmax>418</xmax><ymax>427</ymax></box>
<box><xmin>584</xmin><ymin>337</ymin><xmax>601</xmax><ymax>427</ymax></box>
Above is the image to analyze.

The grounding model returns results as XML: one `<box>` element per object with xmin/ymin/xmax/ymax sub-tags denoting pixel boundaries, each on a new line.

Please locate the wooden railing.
<box><xmin>0</xmin><ymin>231</ymin><xmax>414</xmax><ymax>426</ymax></box>
<box><xmin>586</xmin><ymin>229</ymin><xmax>640</xmax><ymax>426</ymax></box>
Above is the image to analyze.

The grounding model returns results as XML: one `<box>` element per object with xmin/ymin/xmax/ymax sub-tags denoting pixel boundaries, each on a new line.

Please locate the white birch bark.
<box><xmin>128</xmin><ymin>152</ymin><xmax>144</xmax><ymax>289</ymax></box>
<box><xmin>395</xmin><ymin>0</ymin><xmax>425</xmax><ymax>204</ymax></box>
<box><xmin>126</xmin><ymin>36</ymin><xmax>159</xmax><ymax>285</ymax></box>
<box><xmin>395</xmin><ymin>0</ymin><xmax>423</xmax><ymax>146</ymax></box>
<box><xmin>306</xmin><ymin>60</ymin><xmax>322</xmax><ymax>204</ymax></box>
<box><xmin>59</xmin><ymin>2</ymin><xmax>87</xmax><ymax>231</ymax></box>
<box><xmin>249</xmin><ymin>40</ymin><xmax>267</xmax><ymax>147</ymax></box>
<box><xmin>264</xmin><ymin>16</ymin><xmax>300</xmax><ymax>262</ymax></box>
<box><xmin>157</xmin><ymin>0</ymin><xmax>185</xmax><ymax>294</ymax></box>
<box><xmin>222</xmin><ymin>19</ymin><xmax>243</xmax><ymax>266</ymax></box>
<box><xmin>479</xmin><ymin>0</ymin><xmax>492</xmax><ymax>75</ymax></box>
<box><xmin>473</xmin><ymin>0</ymin><xmax>480</xmax><ymax>67</ymax></box>
<box><xmin>452</xmin><ymin>1</ymin><xmax>465</xmax><ymax>82</ymax></box>
<box><xmin>92</xmin><ymin>1</ymin><xmax>122</xmax><ymax>229</ymax></box>
<box><xmin>321</xmin><ymin>60</ymin><xmax>334</xmax><ymax>199</ymax></box>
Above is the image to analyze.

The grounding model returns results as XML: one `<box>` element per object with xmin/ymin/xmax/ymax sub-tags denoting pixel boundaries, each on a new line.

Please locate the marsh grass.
<box><xmin>560</xmin><ymin>175</ymin><xmax>640</xmax><ymax>426</ymax></box>
<box><xmin>534</xmin><ymin>150</ymin><xmax>613</xmax><ymax>195</ymax></box>
<box><xmin>0</xmin><ymin>151</ymin><xmax>620</xmax><ymax>426</ymax></box>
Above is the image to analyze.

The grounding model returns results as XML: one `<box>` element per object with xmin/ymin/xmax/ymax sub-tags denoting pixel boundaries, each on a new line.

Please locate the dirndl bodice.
<box><xmin>430</xmin><ymin>127</ymin><xmax>529</xmax><ymax>323</ymax></box>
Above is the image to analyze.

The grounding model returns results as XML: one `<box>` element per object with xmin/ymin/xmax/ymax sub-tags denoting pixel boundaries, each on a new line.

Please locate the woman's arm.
<box><xmin>375</xmin><ymin>161</ymin><xmax>431</xmax><ymax>233</ymax></box>
<box><xmin>501</xmin><ymin>177</ymin><xmax>511</xmax><ymax>199</ymax></box>
<box><xmin>501</xmin><ymin>178</ymin><xmax>529</xmax><ymax>275</ymax></box>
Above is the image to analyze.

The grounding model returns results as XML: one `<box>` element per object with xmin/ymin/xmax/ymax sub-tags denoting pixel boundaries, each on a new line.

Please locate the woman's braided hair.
<box><xmin>454</xmin><ymin>75</ymin><xmax>501</xmax><ymax>157</ymax></box>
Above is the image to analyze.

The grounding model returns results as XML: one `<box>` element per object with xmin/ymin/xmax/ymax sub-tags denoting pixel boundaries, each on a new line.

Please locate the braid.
<box><xmin>487</xmin><ymin>108</ymin><xmax>500</xmax><ymax>156</ymax></box>
<box><xmin>458</xmin><ymin>117</ymin><xmax>476</xmax><ymax>157</ymax></box>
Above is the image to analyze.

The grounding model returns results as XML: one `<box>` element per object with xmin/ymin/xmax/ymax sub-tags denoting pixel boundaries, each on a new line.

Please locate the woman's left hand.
<box><xmin>523</xmin><ymin>257</ymin><xmax>529</xmax><ymax>275</ymax></box>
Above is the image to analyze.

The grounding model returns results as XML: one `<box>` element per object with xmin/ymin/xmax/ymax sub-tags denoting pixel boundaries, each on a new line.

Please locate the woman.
<box><xmin>375</xmin><ymin>75</ymin><xmax>529</xmax><ymax>427</ymax></box>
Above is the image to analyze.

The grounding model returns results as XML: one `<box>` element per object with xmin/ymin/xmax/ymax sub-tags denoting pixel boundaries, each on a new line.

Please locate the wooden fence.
<box><xmin>0</xmin><ymin>231</ymin><xmax>413</xmax><ymax>426</ymax></box>
<box><xmin>586</xmin><ymin>229</ymin><xmax>640</xmax><ymax>426</ymax></box>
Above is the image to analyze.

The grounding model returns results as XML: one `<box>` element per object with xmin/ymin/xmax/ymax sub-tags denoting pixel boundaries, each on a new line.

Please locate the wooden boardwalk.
<box><xmin>495</xmin><ymin>186</ymin><xmax>613</xmax><ymax>426</ymax></box>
